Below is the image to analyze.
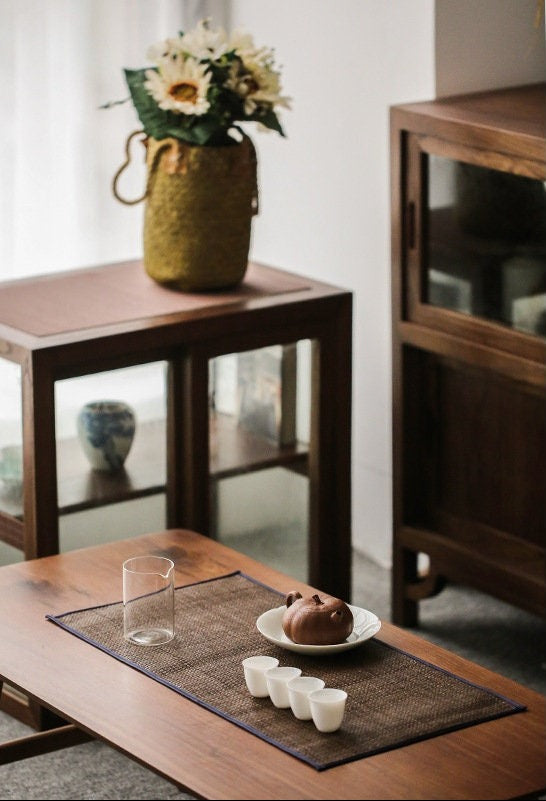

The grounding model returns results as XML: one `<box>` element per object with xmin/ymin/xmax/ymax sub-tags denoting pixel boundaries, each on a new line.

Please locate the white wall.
<box><xmin>227</xmin><ymin>0</ymin><xmax>545</xmax><ymax>568</ymax></box>
<box><xmin>228</xmin><ymin>0</ymin><xmax>436</xmax><ymax>567</ymax></box>
<box><xmin>436</xmin><ymin>0</ymin><xmax>545</xmax><ymax>96</ymax></box>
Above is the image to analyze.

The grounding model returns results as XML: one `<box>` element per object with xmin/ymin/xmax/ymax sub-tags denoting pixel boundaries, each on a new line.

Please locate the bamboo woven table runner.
<box><xmin>47</xmin><ymin>572</ymin><xmax>525</xmax><ymax>770</ymax></box>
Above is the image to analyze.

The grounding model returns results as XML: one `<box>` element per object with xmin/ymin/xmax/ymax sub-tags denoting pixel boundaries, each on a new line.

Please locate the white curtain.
<box><xmin>0</xmin><ymin>0</ymin><xmax>219</xmax><ymax>282</ymax></box>
<box><xmin>0</xmin><ymin>1</ymin><xmax>229</xmax><ymax>433</ymax></box>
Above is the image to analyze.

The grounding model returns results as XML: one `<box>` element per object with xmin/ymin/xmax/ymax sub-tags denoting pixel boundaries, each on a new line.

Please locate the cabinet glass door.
<box><xmin>425</xmin><ymin>155</ymin><xmax>546</xmax><ymax>337</ymax></box>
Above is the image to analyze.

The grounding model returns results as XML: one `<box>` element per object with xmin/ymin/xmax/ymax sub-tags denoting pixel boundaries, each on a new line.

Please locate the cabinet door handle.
<box><xmin>407</xmin><ymin>202</ymin><xmax>416</xmax><ymax>250</ymax></box>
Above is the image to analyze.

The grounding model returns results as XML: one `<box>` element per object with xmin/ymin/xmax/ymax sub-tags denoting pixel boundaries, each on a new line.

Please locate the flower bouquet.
<box><xmin>120</xmin><ymin>17</ymin><xmax>291</xmax><ymax>146</ymax></box>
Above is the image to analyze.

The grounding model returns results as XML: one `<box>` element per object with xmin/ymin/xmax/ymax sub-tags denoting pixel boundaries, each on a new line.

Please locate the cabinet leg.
<box><xmin>405</xmin><ymin>566</ymin><xmax>447</xmax><ymax>602</ymax></box>
<box><xmin>392</xmin><ymin>544</ymin><xmax>419</xmax><ymax>627</ymax></box>
<box><xmin>392</xmin><ymin>544</ymin><xmax>448</xmax><ymax>626</ymax></box>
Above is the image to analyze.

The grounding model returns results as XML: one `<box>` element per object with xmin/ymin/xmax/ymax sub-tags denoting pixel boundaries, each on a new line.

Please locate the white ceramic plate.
<box><xmin>256</xmin><ymin>604</ymin><xmax>381</xmax><ymax>655</ymax></box>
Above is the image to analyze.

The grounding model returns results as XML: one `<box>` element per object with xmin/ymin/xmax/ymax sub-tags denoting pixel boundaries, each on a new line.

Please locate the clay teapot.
<box><xmin>281</xmin><ymin>591</ymin><xmax>354</xmax><ymax>645</ymax></box>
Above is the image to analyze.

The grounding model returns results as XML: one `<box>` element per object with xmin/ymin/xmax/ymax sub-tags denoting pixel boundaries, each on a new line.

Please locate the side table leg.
<box><xmin>19</xmin><ymin>356</ymin><xmax>61</xmax><ymax>731</ymax></box>
<box><xmin>21</xmin><ymin>354</ymin><xmax>59</xmax><ymax>559</ymax></box>
<box><xmin>166</xmin><ymin>350</ymin><xmax>211</xmax><ymax>536</ymax></box>
<box><xmin>308</xmin><ymin>296</ymin><xmax>352</xmax><ymax>601</ymax></box>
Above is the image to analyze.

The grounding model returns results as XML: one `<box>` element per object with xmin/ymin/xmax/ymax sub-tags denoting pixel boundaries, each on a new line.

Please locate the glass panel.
<box><xmin>60</xmin><ymin>495</ymin><xmax>166</xmax><ymax>554</ymax></box>
<box><xmin>55</xmin><ymin>362</ymin><xmax>167</xmax><ymax>517</ymax></box>
<box><xmin>425</xmin><ymin>155</ymin><xmax>546</xmax><ymax>336</ymax></box>
<box><xmin>210</xmin><ymin>340</ymin><xmax>311</xmax><ymax>581</ymax></box>
<box><xmin>216</xmin><ymin>467</ymin><xmax>309</xmax><ymax>581</ymax></box>
<box><xmin>0</xmin><ymin>358</ymin><xmax>23</xmax><ymax>520</ymax></box>
<box><xmin>210</xmin><ymin>343</ymin><xmax>299</xmax><ymax>448</ymax></box>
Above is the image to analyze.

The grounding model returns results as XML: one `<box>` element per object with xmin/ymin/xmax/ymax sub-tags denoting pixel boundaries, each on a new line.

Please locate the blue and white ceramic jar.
<box><xmin>77</xmin><ymin>400</ymin><xmax>136</xmax><ymax>472</ymax></box>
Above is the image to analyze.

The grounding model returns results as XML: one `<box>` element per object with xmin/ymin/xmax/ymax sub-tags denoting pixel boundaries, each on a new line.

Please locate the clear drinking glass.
<box><xmin>122</xmin><ymin>555</ymin><xmax>175</xmax><ymax>646</ymax></box>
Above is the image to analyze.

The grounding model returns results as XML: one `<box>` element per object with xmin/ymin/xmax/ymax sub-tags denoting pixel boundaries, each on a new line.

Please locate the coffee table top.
<box><xmin>1</xmin><ymin>529</ymin><xmax>544</xmax><ymax>800</ymax></box>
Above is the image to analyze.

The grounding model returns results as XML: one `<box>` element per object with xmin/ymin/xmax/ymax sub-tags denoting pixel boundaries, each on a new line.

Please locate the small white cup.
<box><xmin>308</xmin><ymin>688</ymin><xmax>348</xmax><ymax>732</ymax></box>
<box><xmin>265</xmin><ymin>666</ymin><xmax>302</xmax><ymax>708</ymax></box>
<box><xmin>286</xmin><ymin>676</ymin><xmax>326</xmax><ymax>720</ymax></box>
<box><xmin>242</xmin><ymin>656</ymin><xmax>279</xmax><ymax>697</ymax></box>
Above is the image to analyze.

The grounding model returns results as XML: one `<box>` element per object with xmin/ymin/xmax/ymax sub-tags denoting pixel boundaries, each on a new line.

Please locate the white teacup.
<box><xmin>242</xmin><ymin>655</ymin><xmax>279</xmax><ymax>697</ymax></box>
<box><xmin>265</xmin><ymin>666</ymin><xmax>302</xmax><ymax>708</ymax></box>
<box><xmin>287</xmin><ymin>675</ymin><xmax>325</xmax><ymax>720</ymax></box>
<box><xmin>308</xmin><ymin>688</ymin><xmax>348</xmax><ymax>732</ymax></box>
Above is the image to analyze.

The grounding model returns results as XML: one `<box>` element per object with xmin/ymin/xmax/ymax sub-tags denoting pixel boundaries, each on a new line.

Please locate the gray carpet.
<box><xmin>1</xmin><ymin>531</ymin><xmax>545</xmax><ymax>800</ymax></box>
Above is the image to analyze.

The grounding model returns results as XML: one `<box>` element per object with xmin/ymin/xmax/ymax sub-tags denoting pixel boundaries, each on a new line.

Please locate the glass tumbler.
<box><xmin>123</xmin><ymin>555</ymin><xmax>175</xmax><ymax>646</ymax></box>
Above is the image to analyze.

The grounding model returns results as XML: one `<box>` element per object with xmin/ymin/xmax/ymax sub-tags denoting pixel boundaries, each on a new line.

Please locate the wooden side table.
<box><xmin>0</xmin><ymin>260</ymin><xmax>352</xmax><ymax>600</ymax></box>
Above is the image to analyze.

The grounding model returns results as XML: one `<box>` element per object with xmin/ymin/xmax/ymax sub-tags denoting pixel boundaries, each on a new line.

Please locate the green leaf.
<box><xmin>99</xmin><ymin>97</ymin><xmax>130</xmax><ymax>110</ymax></box>
<box><xmin>124</xmin><ymin>69</ymin><xmax>171</xmax><ymax>139</ymax></box>
<box><xmin>249</xmin><ymin>108</ymin><xmax>286</xmax><ymax>137</ymax></box>
<box><xmin>188</xmin><ymin>116</ymin><xmax>230</xmax><ymax>145</ymax></box>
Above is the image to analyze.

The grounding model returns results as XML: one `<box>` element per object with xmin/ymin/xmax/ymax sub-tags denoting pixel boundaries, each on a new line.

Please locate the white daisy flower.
<box><xmin>228</xmin><ymin>57</ymin><xmax>291</xmax><ymax>115</ymax></box>
<box><xmin>179</xmin><ymin>18</ymin><xmax>229</xmax><ymax>62</ymax></box>
<box><xmin>144</xmin><ymin>57</ymin><xmax>211</xmax><ymax>116</ymax></box>
<box><xmin>229</xmin><ymin>30</ymin><xmax>278</xmax><ymax>76</ymax></box>
<box><xmin>146</xmin><ymin>36</ymin><xmax>186</xmax><ymax>64</ymax></box>
<box><xmin>228</xmin><ymin>29</ymin><xmax>257</xmax><ymax>56</ymax></box>
<box><xmin>146</xmin><ymin>40</ymin><xmax>169</xmax><ymax>63</ymax></box>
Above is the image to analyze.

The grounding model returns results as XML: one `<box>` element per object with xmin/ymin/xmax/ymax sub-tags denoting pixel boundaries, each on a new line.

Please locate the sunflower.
<box><xmin>144</xmin><ymin>56</ymin><xmax>211</xmax><ymax>116</ymax></box>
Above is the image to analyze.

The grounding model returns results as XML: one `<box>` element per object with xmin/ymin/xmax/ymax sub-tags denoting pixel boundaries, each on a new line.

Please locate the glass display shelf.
<box><xmin>0</xmin><ymin>412</ymin><xmax>309</xmax><ymax>520</ymax></box>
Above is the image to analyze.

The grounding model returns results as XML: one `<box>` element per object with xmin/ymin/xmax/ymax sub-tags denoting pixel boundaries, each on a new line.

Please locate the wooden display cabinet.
<box><xmin>390</xmin><ymin>83</ymin><xmax>546</xmax><ymax>626</ymax></box>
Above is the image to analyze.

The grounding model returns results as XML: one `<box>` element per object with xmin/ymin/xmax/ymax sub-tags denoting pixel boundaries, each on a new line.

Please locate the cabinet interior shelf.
<box><xmin>0</xmin><ymin>412</ymin><xmax>309</xmax><ymax>520</ymax></box>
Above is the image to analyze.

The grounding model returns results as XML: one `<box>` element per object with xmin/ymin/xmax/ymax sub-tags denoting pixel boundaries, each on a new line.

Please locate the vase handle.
<box><xmin>113</xmin><ymin>131</ymin><xmax>175</xmax><ymax>205</ymax></box>
<box><xmin>113</xmin><ymin>129</ymin><xmax>259</xmax><ymax>214</ymax></box>
<box><xmin>112</xmin><ymin>129</ymin><xmax>172</xmax><ymax>206</ymax></box>
<box><xmin>111</xmin><ymin>130</ymin><xmax>148</xmax><ymax>205</ymax></box>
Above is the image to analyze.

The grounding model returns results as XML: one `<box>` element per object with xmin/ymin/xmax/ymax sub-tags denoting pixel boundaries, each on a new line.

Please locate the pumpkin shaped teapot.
<box><xmin>281</xmin><ymin>591</ymin><xmax>354</xmax><ymax>645</ymax></box>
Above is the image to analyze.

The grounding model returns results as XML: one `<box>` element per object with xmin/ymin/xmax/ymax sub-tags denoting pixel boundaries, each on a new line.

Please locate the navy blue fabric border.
<box><xmin>46</xmin><ymin>570</ymin><xmax>526</xmax><ymax>771</ymax></box>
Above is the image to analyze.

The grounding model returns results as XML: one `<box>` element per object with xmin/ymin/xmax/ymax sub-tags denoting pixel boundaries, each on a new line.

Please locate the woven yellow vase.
<box><xmin>142</xmin><ymin>134</ymin><xmax>258</xmax><ymax>291</ymax></box>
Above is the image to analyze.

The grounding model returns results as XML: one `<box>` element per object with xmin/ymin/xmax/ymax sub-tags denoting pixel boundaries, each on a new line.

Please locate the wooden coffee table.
<box><xmin>1</xmin><ymin>529</ymin><xmax>544</xmax><ymax>800</ymax></box>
